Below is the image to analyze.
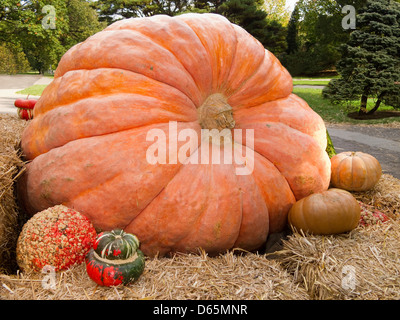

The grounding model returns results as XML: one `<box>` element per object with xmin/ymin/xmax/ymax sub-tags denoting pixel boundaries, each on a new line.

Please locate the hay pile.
<box><xmin>0</xmin><ymin>250</ymin><xmax>309</xmax><ymax>300</ymax></box>
<box><xmin>275</xmin><ymin>221</ymin><xmax>400</xmax><ymax>300</ymax></box>
<box><xmin>274</xmin><ymin>175</ymin><xmax>400</xmax><ymax>300</ymax></box>
<box><xmin>0</xmin><ymin>114</ymin><xmax>28</xmax><ymax>273</ymax></box>
<box><xmin>352</xmin><ymin>174</ymin><xmax>400</xmax><ymax>218</ymax></box>
<box><xmin>1</xmin><ymin>114</ymin><xmax>400</xmax><ymax>300</ymax></box>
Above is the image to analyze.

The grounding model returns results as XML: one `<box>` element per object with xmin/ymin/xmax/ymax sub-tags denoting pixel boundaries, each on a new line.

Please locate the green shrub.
<box><xmin>0</xmin><ymin>44</ymin><xmax>31</xmax><ymax>74</ymax></box>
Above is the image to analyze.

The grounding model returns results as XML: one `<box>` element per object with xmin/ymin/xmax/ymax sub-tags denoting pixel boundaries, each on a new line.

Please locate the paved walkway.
<box><xmin>0</xmin><ymin>75</ymin><xmax>52</xmax><ymax>115</ymax></box>
<box><xmin>293</xmin><ymin>78</ymin><xmax>328</xmax><ymax>89</ymax></box>
<box><xmin>295</xmin><ymin>78</ymin><xmax>332</xmax><ymax>81</ymax></box>
<box><xmin>327</xmin><ymin>124</ymin><xmax>400</xmax><ymax>180</ymax></box>
<box><xmin>294</xmin><ymin>85</ymin><xmax>326</xmax><ymax>89</ymax></box>
<box><xmin>0</xmin><ymin>89</ymin><xmax>41</xmax><ymax>115</ymax></box>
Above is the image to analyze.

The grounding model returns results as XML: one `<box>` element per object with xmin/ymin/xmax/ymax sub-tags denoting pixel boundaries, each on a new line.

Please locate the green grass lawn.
<box><xmin>293</xmin><ymin>87</ymin><xmax>400</xmax><ymax>125</ymax></box>
<box><xmin>16</xmin><ymin>85</ymin><xmax>48</xmax><ymax>96</ymax></box>
<box><xmin>293</xmin><ymin>88</ymin><xmax>348</xmax><ymax>123</ymax></box>
<box><xmin>293</xmin><ymin>75</ymin><xmax>340</xmax><ymax>79</ymax></box>
<box><xmin>292</xmin><ymin>80</ymin><xmax>330</xmax><ymax>86</ymax></box>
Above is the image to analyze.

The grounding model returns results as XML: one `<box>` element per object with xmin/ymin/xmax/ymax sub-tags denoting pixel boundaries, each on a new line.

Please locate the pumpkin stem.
<box><xmin>198</xmin><ymin>94</ymin><xmax>235</xmax><ymax>131</ymax></box>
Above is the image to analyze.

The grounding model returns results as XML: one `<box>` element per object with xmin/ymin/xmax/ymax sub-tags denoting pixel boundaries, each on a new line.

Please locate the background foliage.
<box><xmin>323</xmin><ymin>0</ymin><xmax>400</xmax><ymax>115</ymax></box>
<box><xmin>0</xmin><ymin>0</ymin><xmax>105</xmax><ymax>74</ymax></box>
<box><xmin>1</xmin><ymin>0</ymin><xmax>400</xmax><ymax>82</ymax></box>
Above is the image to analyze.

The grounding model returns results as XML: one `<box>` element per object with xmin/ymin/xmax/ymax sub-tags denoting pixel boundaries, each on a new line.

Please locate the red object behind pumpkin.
<box><xmin>14</xmin><ymin>97</ymin><xmax>37</xmax><ymax>120</ymax></box>
<box><xmin>358</xmin><ymin>201</ymin><xmax>389</xmax><ymax>226</ymax></box>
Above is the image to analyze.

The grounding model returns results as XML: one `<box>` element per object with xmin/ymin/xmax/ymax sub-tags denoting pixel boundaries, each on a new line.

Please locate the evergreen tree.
<box><xmin>92</xmin><ymin>0</ymin><xmax>287</xmax><ymax>54</ymax></box>
<box><xmin>286</xmin><ymin>4</ymin><xmax>299</xmax><ymax>54</ymax></box>
<box><xmin>92</xmin><ymin>0</ymin><xmax>194</xmax><ymax>22</ymax></box>
<box><xmin>197</xmin><ymin>0</ymin><xmax>225</xmax><ymax>13</ymax></box>
<box><xmin>219</xmin><ymin>0</ymin><xmax>267</xmax><ymax>32</ymax></box>
<box><xmin>262</xmin><ymin>18</ymin><xmax>287</xmax><ymax>55</ymax></box>
<box><xmin>323</xmin><ymin>0</ymin><xmax>400</xmax><ymax>115</ymax></box>
<box><xmin>219</xmin><ymin>0</ymin><xmax>285</xmax><ymax>52</ymax></box>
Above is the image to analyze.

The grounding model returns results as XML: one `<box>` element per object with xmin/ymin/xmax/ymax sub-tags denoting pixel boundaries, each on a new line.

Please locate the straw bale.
<box><xmin>275</xmin><ymin>221</ymin><xmax>400</xmax><ymax>300</ymax></box>
<box><xmin>0</xmin><ymin>250</ymin><xmax>310</xmax><ymax>300</ymax></box>
<box><xmin>351</xmin><ymin>174</ymin><xmax>400</xmax><ymax>219</ymax></box>
<box><xmin>0</xmin><ymin>114</ymin><xmax>28</xmax><ymax>273</ymax></box>
<box><xmin>2</xmin><ymin>112</ymin><xmax>400</xmax><ymax>300</ymax></box>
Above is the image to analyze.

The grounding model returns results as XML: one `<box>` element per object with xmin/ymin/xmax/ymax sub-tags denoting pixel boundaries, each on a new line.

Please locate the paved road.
<box><xmin>294</xmin><ymin>81</ymin><xmax>399</xmax><ymax>179</ymax></box>
<box><xmin>0</xmin><ymin>74</ymin><xmax>52</xmax><ymax>115</ymax></box>
<box><xmin>0</xmin><ymin>74</ymin><xmax>44</xmax><ymax>89</ymax></box>
<box><xmin>294</xmin><ymin>85</ymin><xmax>326</xmax><ymax>89</ymax></box>
<box><xmin>327</xmin><ymin>124</ymin><xmax>400</xmax><ymax>180</ymax></box>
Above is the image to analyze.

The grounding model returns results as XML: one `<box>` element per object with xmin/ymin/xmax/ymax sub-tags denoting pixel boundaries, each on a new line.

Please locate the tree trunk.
<box><xmin>367</xmin><ymin>93</ymin><xmax>384</xmax><ymax>115</ymax></box>
<box><xmin>358</xmin><ymin>94</ymin><xmax>368</xmax><ymax>115</ymax></box>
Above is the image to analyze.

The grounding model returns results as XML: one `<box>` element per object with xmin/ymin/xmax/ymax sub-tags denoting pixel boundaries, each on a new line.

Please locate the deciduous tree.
<box><xmin>1</xmin><ymin>0</ymin><xmax>104</xmax><ymax>73</ymax></box>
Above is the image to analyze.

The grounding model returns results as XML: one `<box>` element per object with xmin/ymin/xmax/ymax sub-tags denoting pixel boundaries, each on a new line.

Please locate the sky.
<box><xmin>286</xmin><ymin>0</ymin><xmax>299</xmax><ymax>11</ymax></box>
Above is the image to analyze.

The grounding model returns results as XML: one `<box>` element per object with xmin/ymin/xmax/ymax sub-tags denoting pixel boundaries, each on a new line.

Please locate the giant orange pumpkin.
<box><xmin>18</xmin><ymin>13</ymin><xmax>331</xmax><ymax>256</ymax></box>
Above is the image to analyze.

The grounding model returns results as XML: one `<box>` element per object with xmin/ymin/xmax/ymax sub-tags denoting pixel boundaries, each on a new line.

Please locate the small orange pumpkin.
<box><xmin>288</xmin><ymin>188</ymin><xmax>361</xmax><ymax>235</ymax></box>
<box><xmin>330</xmin><ymin>151</ymin><xmax>382</xmax><ymax>191</ymax></box>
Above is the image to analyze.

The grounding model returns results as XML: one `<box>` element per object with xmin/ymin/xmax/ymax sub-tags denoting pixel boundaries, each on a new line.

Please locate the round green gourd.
<box><xmin>94</xmin><ymin>229</ymin><xmax>140</xmax><ymax>260</ymax></box>
<box><xmin>85</xmin><ymin>229</ymin><xmax>145</xmax><ymax>286</ymax></box>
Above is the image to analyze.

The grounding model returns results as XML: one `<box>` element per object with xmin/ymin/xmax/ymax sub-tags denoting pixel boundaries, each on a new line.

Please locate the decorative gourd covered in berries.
<box><xmin>330</xmin><ymin>151</ymin><xmax>382</xmax><ymax>191</ymax></box>
<box><xmin>85</xmin><ymin>230</ymin><xmax>145</xmax><ymax>287</ymax></box>
<box><xmin>16</xmin><ymin>205</ymin><xmax>97</xmax><ymax>272</ymax></box>
<box><xmin>18</xmin><ymin>13</ymin><xmax>331</xmax><ymax>257</ymax></box>
<box><xmin>288</xmin><ymin>188</ymin><xmax>361</xmax><ymax>235</ymax></box>
<box><xmin>358</xmin><ymin>201</ymin><xmax>389</xmax><ymax>227</ymax></box>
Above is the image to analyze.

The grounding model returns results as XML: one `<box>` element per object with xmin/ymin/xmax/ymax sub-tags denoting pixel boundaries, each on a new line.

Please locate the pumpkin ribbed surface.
<box><xmin>19</xmin><ymin>13</ymin><xmax>330</xmax><ymax>256</ymax></box>
<box><xmin>288</xmin><ymin>188</ymin><xmax>361</xmax><ymax>235</ymax></box>
<box><xmin>330</xmin><ymin>151</ymin><xmax>382</xmax><ymax>192</ymax></box>
<box><xmin>94</xmin><ymin>229</ymin><xmax>140</xmax><ymax>260</ymax></box>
